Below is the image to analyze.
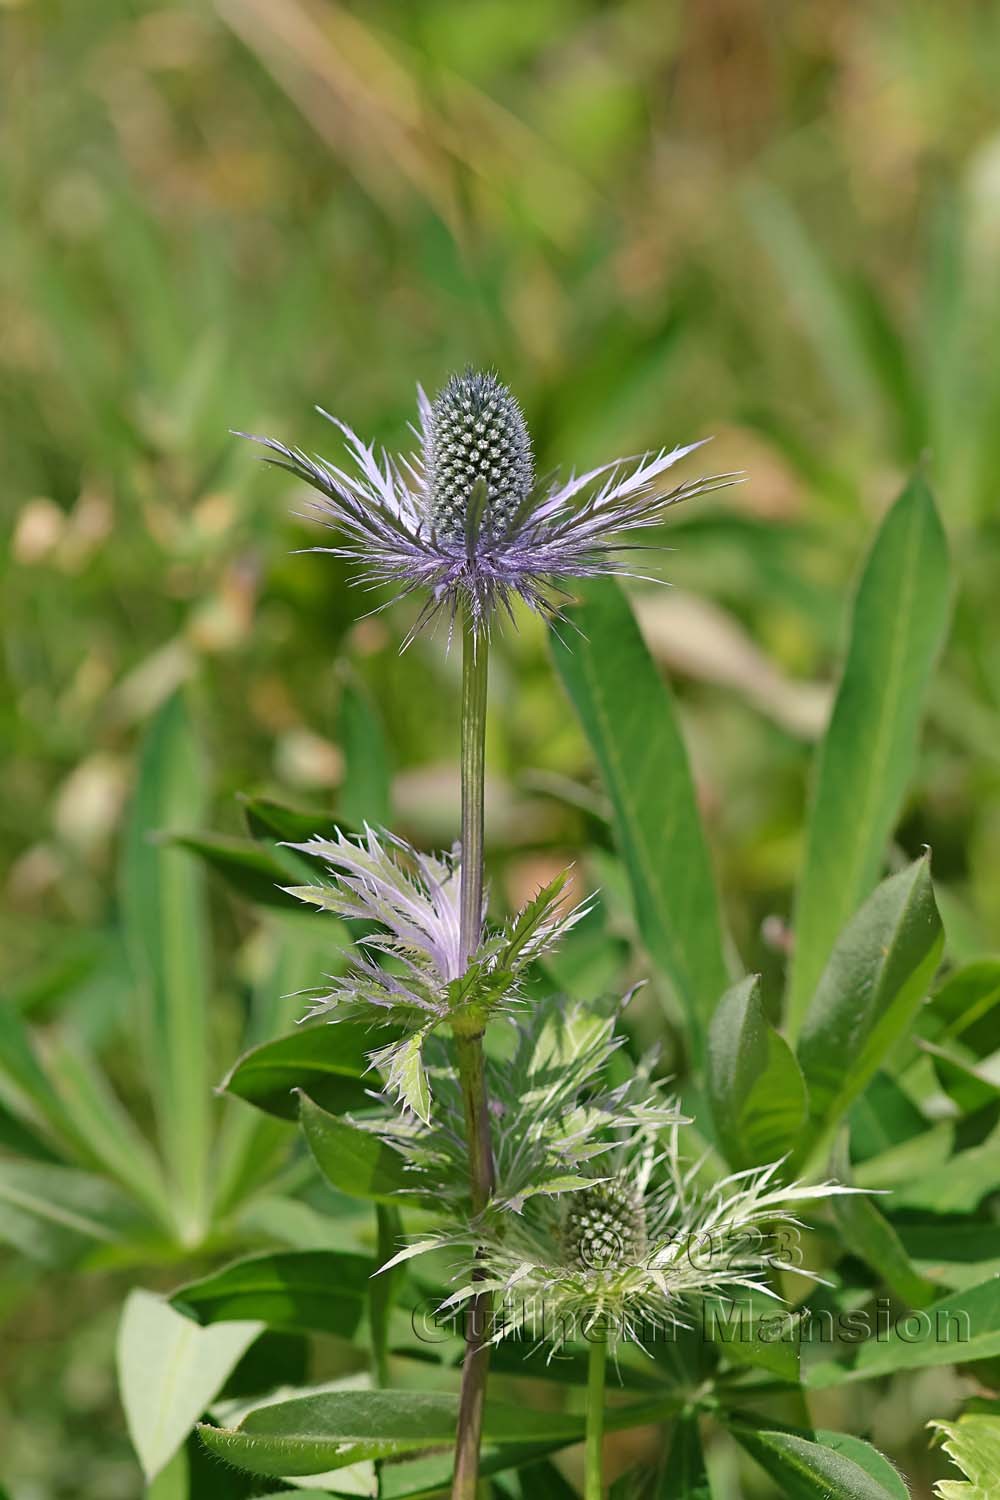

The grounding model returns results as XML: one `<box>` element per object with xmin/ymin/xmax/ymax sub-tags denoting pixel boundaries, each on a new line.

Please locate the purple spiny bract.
<box><xmin>238</xmin><ymin>369</ymin><xmax>734</xmax><ymax>640</ymax></box>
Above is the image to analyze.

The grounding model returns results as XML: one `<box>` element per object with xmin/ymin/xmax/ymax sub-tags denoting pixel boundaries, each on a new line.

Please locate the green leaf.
<box><xmin>806</xmin><ymin>1277</ymin><xmax>1000</xmax><ymax>1385</ymax></box>
<box><xmin>898</xmin><ymin>1222</ymin><xmax>1000</xmax><ymax>1292</ymax></box>
<box><xmin>930</xmin><ymin>1410</ymin><xmax>1000</xmax><ymax>1497</ymax></box>
<box><xmin>220</xmin><ymin>1025</ymin><xmax>375</xmax><ymax>1121</ymax></box>
<box><xmin>483</xmin><ymin>1338</ymin><xmax>666</xmax><ymax>1393</ymax></box>
<box><xmin>828</xmin><ymin>1135</ymin><xmax>935</xmax><ymax>1306</ymax></box>
<box><xmin>299</xmin><ymin>1093</ymin><xmax>412</xmax><ymax>1203</ymax></box>
<box><xmin>380</xmin><ymin>1029</ymin><xmax>432</xmax><ymax>1124</ymax></box>
<box><xmin>852</xmin><ymin>1121</ymin><xmax>953</xmax><ymax>1192</ymax></box>
<box><xmin>43</xmin><ymin>1030</ymin><xmax>172</xmax><ymax>1227</ymax></box>
<box><xmin>707</xmin><ymin>974</ymin><xmax>807</xmax><ymax>1169</ymax></box>
<box><xmin>374</xmin><ymin>1442</ymin><xmax>571</xmax><ymax>1498</ymax></box>
<box><xmin>849</xmin><ymin>1071</ymin><xmax>928</xmax><ymax>1161</ymax></box>
<box><xmin>887</xmin><ymin>1124</ymin><xmax>1000</xmax><ymax>1214</ymax></box>
<box><xmin>339</xmin><ymin>672</ymin><xmax>391</xmax><ymax>828</ymax></box>
<box><xmin>728</xmin><ymin>1422</ymin><xmax>907</xmax><ymax>1498</ymax></box>
<box><xmin>796</xmin><ymin>856</ymin><xmax>944</xmax><ymax>1155</ymax></box>
<box><xmin>0</xmin><ymin>1001</ymin><xmax>74</xmax><ymax>1150</ymax></box>
<box><xmin>117</xmin><ymin>1289</ymin><xmax>262</xmax><ymax>1480</ymax></box>
<box><xmin>164</xmin><ymin>831</ymin><xmax>311</xmax><ymax>910</ymax></box>
<box><xmin>929</xmin><ymin>962</ymin><xmax>1000</xmax><ymax>1053</ymax></box>
<box><xmin>787</xmin><ymin>476</ymin><xmax>949</xmax><ymax>1033</ymax></box>
<box><xmin>923</xmin><ymin>1041</ymin><xmax>1000</xmax><ymax>1116</ymax></box>
<box><xmin>0</xmin><ymin>1100</ymin><xmax>61</xmax><ymax>1162</ymax></box>
<box><xmin>372</xmin><ymin>1202</ymin><xmax>403</xmax><ymax>1386</ymax></box>
<box><xmin>703</xmin><ymin>1291</ymin><xmax>801</xmax><ymax>1383</ymax></box>
<box><xmin>171</xmin><ymin>1250</ymin><xmax>372</xmax><ymax>1339</ymax></box>
<box><xmin>815</xmin><ymin>1432</ymin><xmax>910</xmax><ymax>1499</ymax></box>
<box><xmin>236</xmin><ymin>1193</ymin><xmax>372</xmax><ymax>1253</ymax></box>
<box><xmin>0</xmin><ymin>1159</ymin><xmax>142</xmax><ymax>1266</ymax></box>
<box><xmin>145</xmin><ymin>1447</ymin><xmax>188</xmax><ymax>1500</ymax></box>
<box><xmin>197</xmin><ymin>1391</ymin><xmax>585</xmax><ymax>1477</ymax></box>
<box><xmin>120</xmin><ymin>693</ymin><xmax>211</xmax><ymax>1238</ymax></box>
<box><xmin>743</xmin><ymin>182</ymin><xmax>889</xmax><ymax>433</ymax></box>
<box><xmin>241</xmin><ymin>793</ymin><xmax>335</xmax><ymax>845</ymax></box>
<box><xmin>659</xmin><ymin>1413</ymin><xmax>711</xmax><ymax>1498</ymax></box>
<box><xmin>550</xmin><ymin>578</ymin><xmax>729</xmax><ymax>1054</ymax></box>
<box><xmin>517</xmin><ymin>1459</ymin><xmax>579</xmax><ymax>1499</ymax></box>
<box><xmin>213</xmin><ymin>922</ymin><xmax>337</xmax><ymax>1215</ymax></box>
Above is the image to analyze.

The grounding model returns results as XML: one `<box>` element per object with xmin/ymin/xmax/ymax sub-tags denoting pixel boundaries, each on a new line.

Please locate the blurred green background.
<box><xmin>3</xmin><ymin>0</ymin><xmax>1000</xmax><ymax>1494</ymax></box>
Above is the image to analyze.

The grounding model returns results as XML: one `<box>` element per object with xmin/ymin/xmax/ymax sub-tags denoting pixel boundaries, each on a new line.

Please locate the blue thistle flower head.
<box><xmin>238</xmin><ymin>369</ymin><xmax>733</xmax><ymax>640</ymax></box>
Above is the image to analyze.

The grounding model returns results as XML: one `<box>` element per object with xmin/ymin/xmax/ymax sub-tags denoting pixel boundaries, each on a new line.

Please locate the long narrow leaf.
<box><xmin>551</xmin><ymin>578</ymin><xmax>729</xmax><ymax>1056</ymax></box>
<box><xmin>787</xmin><ymin>477</ymin><xmax>949</xmax><ymax>1033</ymax></box>
<box><xmin>120</xmin><ymin>694</ymin><xmax>211</xmax><ymax>1240</ymax></box>
<box><xmin>796</xmin><ymin>855</ymin><xmax>944</xmax><ymax>1157</ymax></box>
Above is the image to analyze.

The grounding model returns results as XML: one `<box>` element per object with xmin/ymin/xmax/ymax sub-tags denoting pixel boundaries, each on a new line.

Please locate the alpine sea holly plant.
<box><xmin>102</xmin><ymin>369</ymin><xmax>999</xmax><ymax>1499</ymax></box>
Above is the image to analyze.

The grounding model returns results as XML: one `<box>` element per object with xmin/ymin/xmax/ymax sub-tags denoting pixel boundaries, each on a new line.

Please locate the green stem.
<box><xmin>372</xmin><ymin>1203</ymin><xmax>399</xmax><ymax>1389</ymax></box>
<box><xmin>451</xmin><ymin>612</ymin><xmax>495</xmax><ymax>1500</ymax></box>
<box><xmin>458</xmin><ymin>612</ymin><xmax>489</xmax><ymax>965</ymax></box>
<box><xmin>585</xmin><ymin>1334</ymin><xmax>608</xmax><ymax>1500</ymax></box>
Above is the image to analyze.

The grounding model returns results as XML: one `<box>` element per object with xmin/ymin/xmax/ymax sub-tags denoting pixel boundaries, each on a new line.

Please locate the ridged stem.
<box><xmin>451</xmin><ymin>613</ymin><xmax>495</xmax><ymax>1500</ymax></box>
<box><xmin>585</xmin><ymin>1334</ymin><xmax>608</xmax><ymax>1500</ymax></box>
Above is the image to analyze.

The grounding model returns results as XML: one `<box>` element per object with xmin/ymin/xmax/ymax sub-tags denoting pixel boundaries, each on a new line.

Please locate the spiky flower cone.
<box><xmin>426</xmin><ymin>371</ymin><xmax>534</xmax><ymax>539</ymax></box>
<box><xmin>563</xmin><ymin>1177</ymin><xmax>648</xmax><ymax>1270</ymax></box>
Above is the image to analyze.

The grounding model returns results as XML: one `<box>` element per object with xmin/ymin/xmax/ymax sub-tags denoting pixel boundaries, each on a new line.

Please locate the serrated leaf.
<box><xmin>496</xmin><ymin>872</ymin><xmax>573</xmax><ymax>970</ymax></box>
<box><xmin>931</xmin><ymin>1410</ymin><xmax>1000</xmax><ymax>1497</ymax></box>
<box><xmin>376</xmin><ymin>1029</ymin><xmax>431</xmax><ymax>1123</ymax></box>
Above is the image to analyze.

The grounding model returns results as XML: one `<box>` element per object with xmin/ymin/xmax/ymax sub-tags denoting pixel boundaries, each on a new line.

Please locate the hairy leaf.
<box><xmin>729</xmin><ymin>1421</ymin><xmax>908</xmax><ymax>1498</ymax></box>
<box><xmin>198</xmin><ymin>1391</ymin><xmax>585</xmax><ymax>1477</ymax></box>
